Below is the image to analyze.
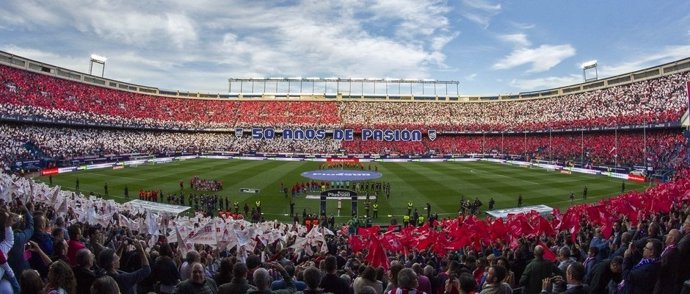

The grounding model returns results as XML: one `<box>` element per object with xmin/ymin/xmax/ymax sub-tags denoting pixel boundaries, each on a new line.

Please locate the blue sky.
<box><xmin>1</xmin><ymin>0</ymin><xmax>690</xmax><ymax>96</ymax></box>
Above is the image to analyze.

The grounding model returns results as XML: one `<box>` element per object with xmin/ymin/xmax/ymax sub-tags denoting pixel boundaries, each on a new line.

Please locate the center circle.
<box><xmin>301</xmin><ymin>169</ymin><xmax>383</xmax><ymax>181</ymax></box>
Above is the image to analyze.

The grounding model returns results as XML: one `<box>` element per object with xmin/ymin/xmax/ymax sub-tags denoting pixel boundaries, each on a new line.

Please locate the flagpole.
<box><xmin>615</xmin><ymin>126</ymin><xmax>618</xmax><ymax>168</ymax></box>
<box><xmin>524</xmin><ymin>131</ymin><xmax>527</xmax><ymax>160</ymax></box>
<box><xmin>549</xmin><ymin>127</ymin><xmax>552</xmax><ymax>163</ymax></box>
<box><xmin>501</xmin><ymin>132</ymin><xmax>504</xmax><ymax>156</ymax></box>
<box><xmin>642</xmin><ymin>121</ymin><xmax>647</xmax><ymax>174</ymax></box>
<box><xmin>581</xmin><ymin>129</ymin><xmax>584</xmax><ymax>167</ymax></box>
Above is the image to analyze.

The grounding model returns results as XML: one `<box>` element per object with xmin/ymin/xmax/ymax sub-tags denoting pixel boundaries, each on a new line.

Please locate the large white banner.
<box><xmin>125</xmin><ymin>199</ymin><xmax>191</xmax><ymax>215</ymax></box>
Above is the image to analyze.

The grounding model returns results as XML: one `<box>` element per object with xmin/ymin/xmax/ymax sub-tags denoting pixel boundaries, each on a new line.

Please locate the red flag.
<box><xmin>448</xmin><ymin>227</ymin><xmax>470</xmax><ymax>251</ymax></box>
<box><xmin>537</xmin><ymin>216</ymin><xmax>555</xmax><ymax>237</ymax></box>
<box><xmin>348</xmin><ymin>235</ymin><xmax>366</xmax><ymax>252</ymax></box>
<box><xmin>570</xmin><ymin>220</ymin><xmax>580</xmax><ymax>244</ymax></box>
<box><xmin>520</xmin><ymin>216</ymin><xmax>536</xmax><ymax>238</ymax></box>
<box><xmin>537</xmin><ymin>241</ymin><xmax>557</xmax><ymax>262</ymax></box>
<box><xmin>598</xmin><ymin>210</ymin><xmax>614</xmax><ymax>239</ymax></box>
<box><xmin>490</xmin><ymin>218</ymin><xmax>508</xmax><ymax>241</ymax></box>
<box><xmin>381</xmin><ymin>232</ymin><xmax>403</xmax><ymax>252</ymax></box>
<box><xmin>509</xmin><ymin>235</ymin><xmax>520</xmax><ymax>250</ymax></box>
<box><xmin>365</xmin><ymin>235</ymin><xmax>390</xmax><ymax>270</ymax></box>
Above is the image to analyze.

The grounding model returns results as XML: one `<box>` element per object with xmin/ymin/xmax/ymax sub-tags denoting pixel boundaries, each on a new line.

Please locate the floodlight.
<box><xmin>90</xmin><ymin>54</ymin><xmax>107</xmax><ymax>63</ymax></box>
<box><xmin>89</xmin><ymin>54</ymin><xmax>107</xmax><ymax>77</ymax></box>
<box><xmin>581</xmin><ymin>60</ymin><xmax>599</xmax><ymax>81</ymax></box>
<box><xmin>581</xmin><ymin>60</ymin><xmax>597</xmax><ymax>70</ymax></box>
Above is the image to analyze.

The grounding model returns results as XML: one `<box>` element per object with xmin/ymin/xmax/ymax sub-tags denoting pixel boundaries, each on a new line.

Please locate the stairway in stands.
<box><xmin>23</xmin><ymin>141</ymin><xmax>47</xmax><ymax>159</ymax></box>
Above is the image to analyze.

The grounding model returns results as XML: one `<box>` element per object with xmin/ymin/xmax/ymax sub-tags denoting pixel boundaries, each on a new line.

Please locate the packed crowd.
<box><xmin>340</xmin><ymin>72</ymin><xmax>689</xmax><ymax>132</ymax></box>
<box><xmin>0</xmin><ymin>64</ymin><xmax>341</xmax><ymax>130</ymax></box>
<box><xmin>0</xmin><ymin>123</ymin><xmax>685</xmax><ymax>173</ymax></box>
<box><xmin>0</xmin><ymin>164</ymin><xmax>689</xmax><ymax>294</ymax></box>
<box><xmin>0</xmin><ymin>124</ymin><xmax>342</xmax><ymax>163</ymax></box>
<box><xmin>2</xmin><ymin>64</ymin><xmax>688</xmax><ymax>132</ymax></box>
<box><xmin>422</xmin><ymin>129</ymin><xmax>687</xmax><ymax>168</ymax></box>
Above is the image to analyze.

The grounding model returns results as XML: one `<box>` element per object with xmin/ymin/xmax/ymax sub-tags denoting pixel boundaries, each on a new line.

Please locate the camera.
<box><xmin>24</xmin><ymin>243</ymin><xmax>31</xmax><ymax>251</ymax></box>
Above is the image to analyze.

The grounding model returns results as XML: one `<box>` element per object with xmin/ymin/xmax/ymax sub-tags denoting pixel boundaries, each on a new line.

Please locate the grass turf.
<box><xmin>35</xmin><ymin>159</ymin><xmax>648</xmax><ymax>223</ymax></box>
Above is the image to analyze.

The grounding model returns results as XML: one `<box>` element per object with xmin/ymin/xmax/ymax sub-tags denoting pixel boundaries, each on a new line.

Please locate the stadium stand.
<box><xmin>0</xmin><ymin>55</ymin><xmax>689</xmax><ymax>294</ymax></box>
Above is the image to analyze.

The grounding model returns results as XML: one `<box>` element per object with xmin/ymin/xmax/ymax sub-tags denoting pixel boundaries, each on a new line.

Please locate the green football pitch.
<box><xmin>36</xmin><ymin>159</ymin><xmax>647</xmax><ymax>223</ymax></box>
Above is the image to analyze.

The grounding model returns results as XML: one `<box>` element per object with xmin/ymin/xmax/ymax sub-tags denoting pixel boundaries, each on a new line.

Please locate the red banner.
<box><xmin>41</xmin><ymin>167</ymin><xmax>59</xmax><ymax>176</ymax></box>
<box><xmin>327</xmin><ymin>158</ymin><xmax>359</xmax><ymax>163</ymax></box>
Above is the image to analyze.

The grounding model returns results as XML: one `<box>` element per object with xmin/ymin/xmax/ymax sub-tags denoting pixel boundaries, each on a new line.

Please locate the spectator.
<box><xmin>153</xmin><ymin>243</ymin><xmax>180</xmax><ymax>294</ymax></box>
<box><xmin>43</xmin><ymin>260</ymin><xmax>77</xmax><ymax>294</ymax></box>
<box><xmin>320</xmin><ymin>256</ymin><xmax>349</xmax><ymax>294</ymax></box>
<box><xmin>353</xmin><ymin>266</ymin><xmax>383</xmax><ymax>294</ymax></box>
<box><xmin>620</xmin><ymin>238</ymin><xmax>662</xmax><ymax>294</ymax></box>
<box><xmin>20</xmin><ymin>269</ymin><xmax>44</xmax><ymax>294</ymax></box>
<box><xmin>539</xmin><ymin>262</ymin><xmax>587</xmax><ymax>294</ymax></box>
<box><xmin>300</xmin><ymin>266</ymin><xmax>325</xmax><ymax>294</ymax></box>
<box><xmin>90</xmin><ymin>276</ymin><xmax>120</xmax><ymax>294</ymax></box>
<box><xmin>519</xmin><ymin>245</ymin><xmax>559</xmax><ymax>294</ymax></box>
<box><xmin>97</xmin><ymin>243</ymin><xmax>151</xmax><ymax>294</ymax></box>
<box><xmin>248</xmin><ymin>263</ymin><xmax>295</xmax><ymax>294</ymax></box>
<box><xmin>180</xmin><ymin>250</ymin><xmax>200</xmax><ymax>281</ymax></box>
<box><xmin>478</xmin><ymin>265</ymin><xmax>511</xmax><ymax>294</ymax></box>
<box><xmin>652</xmin><ymin>229</ymin><xmax>682</xmax><ymax>294</ymax></box>
<box><xmin>74</xmin><ymin>249</ymin><xmax>97</xmax><ymax>294</ymax></box>
<box><xmin>586</xmin><ymin>256</ymin><xmax>622</xmax><ymax>294</ymax></box>
<box><xmin>67</xmin><ymin>224</ymin><xmax>85</xmax><ymax>266</ymax></box>
<box><xmin>218</xmin><ymin>262</ymin><xmax>257</xmax><ymax>294</ymax></box>
<box><xmin>174</xmin><ymin>262</ymin><xmax>218</xmax><ymax>294</ymax></box>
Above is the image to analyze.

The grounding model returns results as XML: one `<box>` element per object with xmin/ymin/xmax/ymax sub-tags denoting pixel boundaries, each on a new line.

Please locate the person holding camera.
<box><xmin>539</xmin><ymin>262</ymin><xmax>587</xmax><ymax>294</ymax></box>
<box><xmin>97</xmin><ymin>239</ymin><xmax>151</xmax><ymax>294</ymax></box>
<box><xmin>7</xmin><ymin>200</ymin><xmax>34</xmax><ymax>279</ymax></box>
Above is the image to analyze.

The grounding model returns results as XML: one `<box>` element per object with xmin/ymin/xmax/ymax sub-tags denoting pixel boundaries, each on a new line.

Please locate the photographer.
<box><xmin>539</xmin><ymin>262</ymin><xmax>587</xmax><ymax>294</ymax></box>
<box><xmin>8</xmin><ymin>200</ymin><xmax>33</xmax><ymax>280</ymax></box>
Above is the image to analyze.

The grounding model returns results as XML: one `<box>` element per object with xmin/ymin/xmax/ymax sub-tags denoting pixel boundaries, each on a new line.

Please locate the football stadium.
<box><xmin>1</xmin><ymin>2</ymin><xmax>690</xmax><ymax>294</ymax></box>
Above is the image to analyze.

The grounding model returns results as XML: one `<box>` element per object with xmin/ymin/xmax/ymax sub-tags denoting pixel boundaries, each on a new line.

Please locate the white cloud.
<box><xmin>462</xmin><ymin>0</ymin><xmax>501</xmax><ymax>11</ymax></box>
<box><xmin>497</xmin><ymin>33</ymin><xmax>531</xmax><ymax>47</ymax></box>
<box><xmin>509</xmin><ymin>75</ymin><xmax>582</xmax><ymax>90</ymax></box>
<box><xmin>509</xmin><ymin>21</ymin><xmax>536</xmax><ymax>30</ymax></box>
<box><xmin>461</xmin><ymin>0</ymin><xmax>501</xmax><ymax>28</ymax></box>
<box><xmin>0</xmin><ymin>1</ymin><xmax>461</xmax><ymax>92</ymax></box>
<box><xmin>2</xmin><ymin>45</ymin><xmax>86</xmax><ymax>71</ymax></box>
<box><xmin>369</xmin><ymin>0</ymin><xmax>452</xmax><ymax>39</ymax></box>
<box><xmin>493</xmin><ymin>44</ymin><xmax>576</xmax><ymax>73</ymax></box>
<box><xmin>0</xmin><ymin>2</ymin><xmax>199</xmax><ymax>48</ymax></box>
<box><xmin>465</xmin><ymin>73</ymin><xmax>478</xmax><ymax>81</ymax></box>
